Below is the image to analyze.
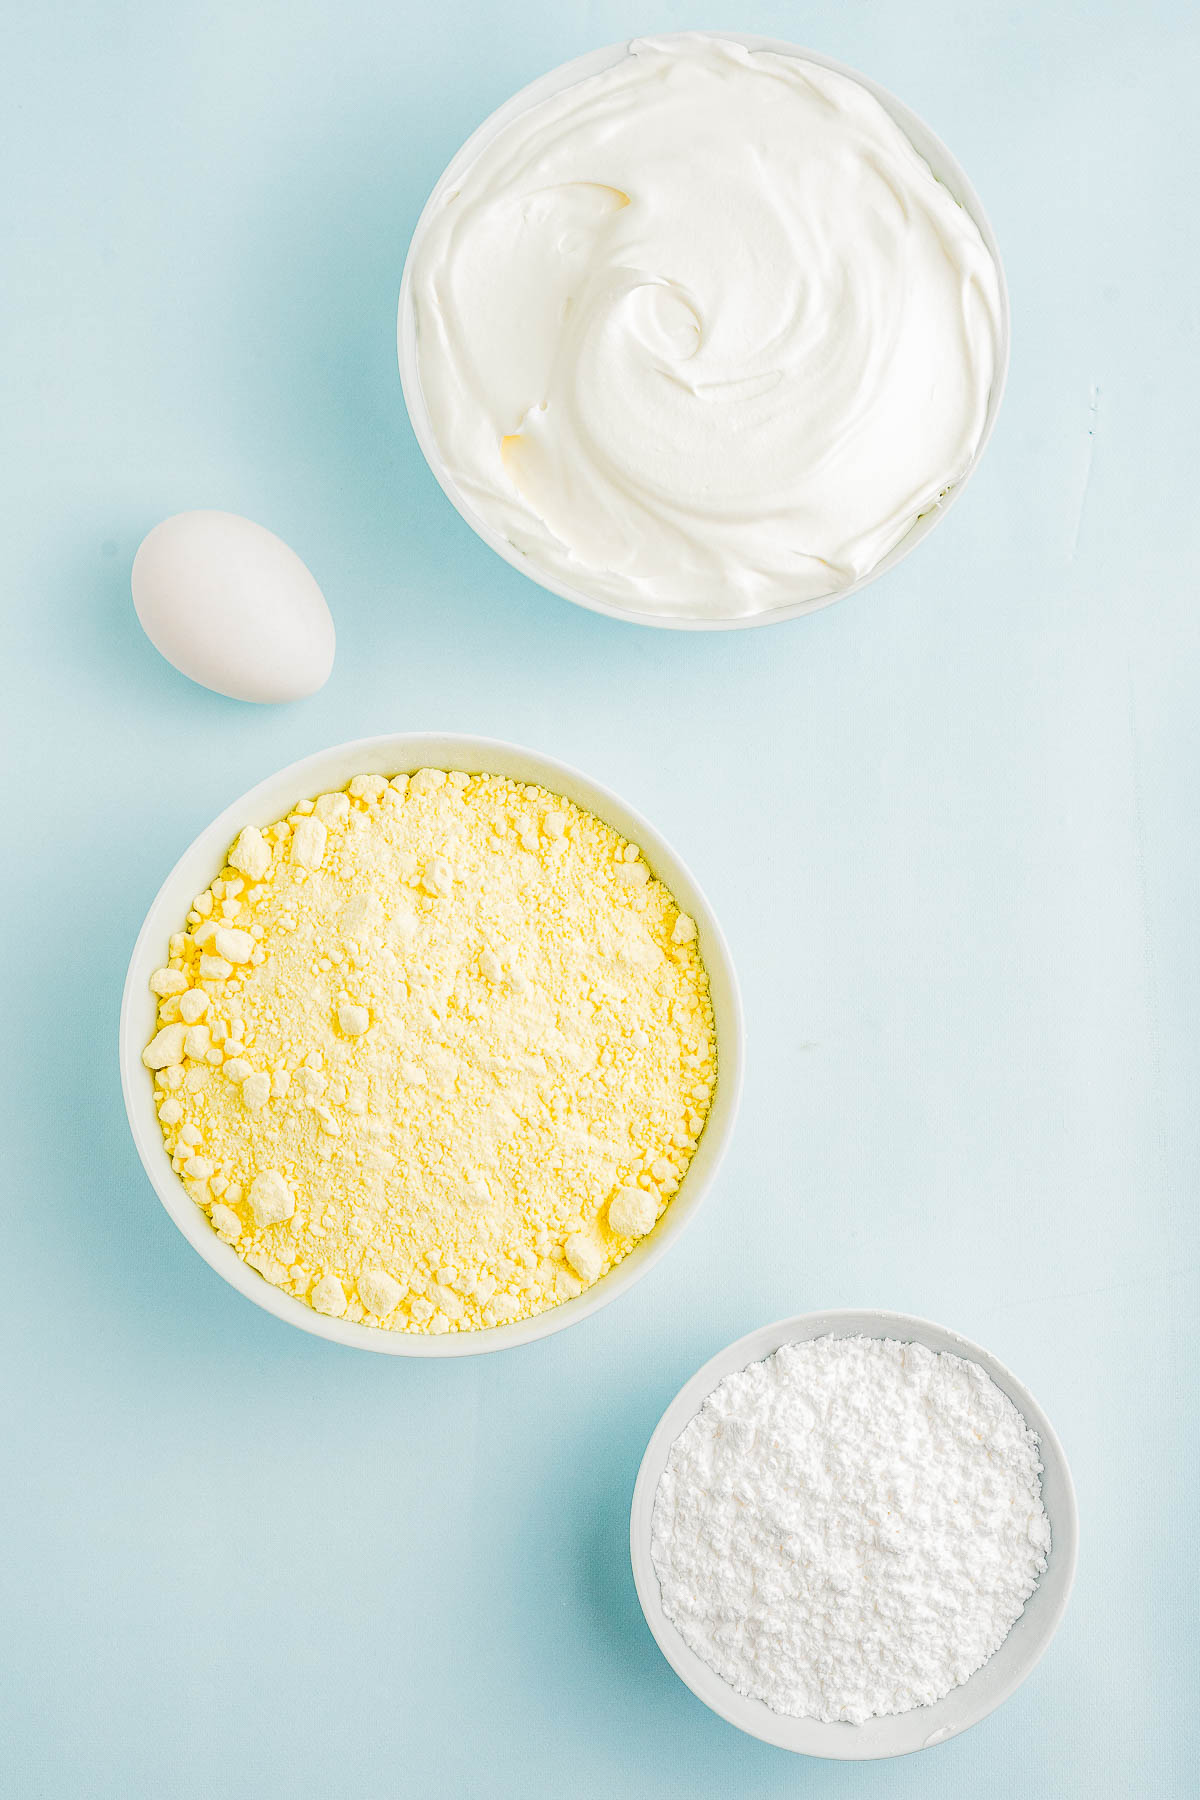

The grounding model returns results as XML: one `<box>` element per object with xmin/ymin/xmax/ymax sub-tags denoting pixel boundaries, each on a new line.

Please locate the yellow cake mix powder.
<box><xmin>144</xmin><ymin>769</ymin><xmax>716</xmax><ymax>1333</ymax></box>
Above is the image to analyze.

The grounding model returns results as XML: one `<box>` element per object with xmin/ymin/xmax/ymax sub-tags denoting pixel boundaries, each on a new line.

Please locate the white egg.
<box><xmin>131</xmin><ymin>510</ymin><xmax>335</xmax><ymax>703</ymax></box>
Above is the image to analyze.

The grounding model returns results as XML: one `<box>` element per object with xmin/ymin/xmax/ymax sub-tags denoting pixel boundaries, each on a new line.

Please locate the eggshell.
<box><xmin>131</xmin><ymin>510</ymin><xmax>335</xmax><ymax>702</ymax></box>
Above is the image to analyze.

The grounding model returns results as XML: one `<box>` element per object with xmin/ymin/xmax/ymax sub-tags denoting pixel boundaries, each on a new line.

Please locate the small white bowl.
<box><xmin>119</xmin><ymin>733</ymin><xmax>743</xmax><ymax>1356</ymax></box>
<box><xmin>630</xmin><ymin>1309</ymin><xmax>1077</xmax><ymax>1758</ymax></box>
<box><xmin>398</xmin><ymin>34</ymin><xmax>1010</xmax><ymax>632</ymax></box>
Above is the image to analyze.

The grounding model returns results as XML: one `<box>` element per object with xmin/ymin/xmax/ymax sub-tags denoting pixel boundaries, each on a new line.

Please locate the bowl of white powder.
<box><xmin>120</xmin><ymin>733</ymin><xmax>743</xmax><ymax>1355</ymax></box>
<box><xmin>398</xmin><ymin>33</ymin><xmax>1008</xmax><ymax>630</ymax></box>
<box><xmin>630</xmin><ymin>1310</ymin><xmax>1077</xmax><ymax>1757</ymax></box>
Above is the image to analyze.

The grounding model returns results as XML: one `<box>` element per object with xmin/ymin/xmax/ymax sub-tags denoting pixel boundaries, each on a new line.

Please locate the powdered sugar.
<box><xmin>649</xmin><ymin>1335</ymin><xmax>1051</xmax><ymax>1724</ymax></box>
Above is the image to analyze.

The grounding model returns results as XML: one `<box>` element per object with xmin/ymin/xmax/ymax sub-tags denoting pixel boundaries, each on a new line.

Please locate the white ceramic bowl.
<box><xmin>630</xmin><ymin>1309</ymin><xmax>1077</xmax><ymax>1758</ymax></box>
<box><xmin>119</xmin><ymin>733</ymin><xmax>743</xmax><ymax>1356</ymax></box>
<box><xmin>398</xmin><ymin>33</ymin><xmax>1010</xmax><ymax>633</ymax></box>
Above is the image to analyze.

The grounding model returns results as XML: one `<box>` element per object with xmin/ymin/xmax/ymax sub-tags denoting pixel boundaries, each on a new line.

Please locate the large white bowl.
<box><xmin>119</xmin><ymin>733</ymin><xmax>743</xmax><ymax>1356</ymax></box>
<box><xmin>398</xmin><ymin>33</ymin><xmax>1010</xmax><ymax>633</ymax></box>
<box><xmin>630</xmin><ymin>1309</ymin><xmax>1077</xmax><ymax>1758</ymax></box>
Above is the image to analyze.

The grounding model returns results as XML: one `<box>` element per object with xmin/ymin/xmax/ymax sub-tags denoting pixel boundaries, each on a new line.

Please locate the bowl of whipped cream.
<box><xmin>629</xmin><ymin>1310</ymin><xmax>1077</xmax><ymax>1758</ymax></box>
<box><xmin>399</xmin><ymin>33</ymin><xmax>1008</xmax><ymax>630</ymax></box>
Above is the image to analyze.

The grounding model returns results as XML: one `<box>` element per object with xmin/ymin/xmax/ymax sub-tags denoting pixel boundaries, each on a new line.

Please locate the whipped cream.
<box><xmin>409</xmin><ymin>35</ymin><xmax>1003</xmax><ymax>621</ymax></box>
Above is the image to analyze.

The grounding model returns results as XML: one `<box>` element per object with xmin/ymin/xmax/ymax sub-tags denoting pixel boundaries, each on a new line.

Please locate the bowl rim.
<box><xmin>397</xmin><ymin>30</ymin><xmax>1011</xmax><ymax>633</ymax></box>
<box><xmin>118</xmin><ymin>731</ymin><xmax>744</xmax><ymax>1357</ymax></box>
<box><xmin>629</xmin><ymin>1307</ymin><xmax>1078</xmax><ymax>1758</ymax></box>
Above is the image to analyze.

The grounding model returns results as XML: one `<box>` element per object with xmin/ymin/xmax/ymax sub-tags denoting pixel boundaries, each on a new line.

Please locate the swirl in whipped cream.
<box><xmin>409</xmin><ymin>35</ymin><xmax>1002</xmax><ymax>621</ymax></box>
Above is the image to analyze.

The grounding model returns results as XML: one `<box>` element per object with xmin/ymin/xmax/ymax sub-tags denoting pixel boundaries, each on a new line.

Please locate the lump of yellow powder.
<box><xmin>145</xmin><ymin>769</ymin><xmax>717</xmax><ymax>1334</ymax></box>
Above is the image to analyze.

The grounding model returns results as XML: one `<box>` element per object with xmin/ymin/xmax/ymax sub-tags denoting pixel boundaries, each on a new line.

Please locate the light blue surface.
<box><xmin>2</xmin><ymin>2</ymin><xmax>1196</xmax><ymax>1793</ymax></box>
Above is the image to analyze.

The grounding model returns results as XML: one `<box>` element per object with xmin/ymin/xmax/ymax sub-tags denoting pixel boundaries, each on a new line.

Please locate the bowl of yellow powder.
<box><xmin>120</xmin><ymin>734</ymin><xmax>742</xmax><ymax>1354</ymax></box>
